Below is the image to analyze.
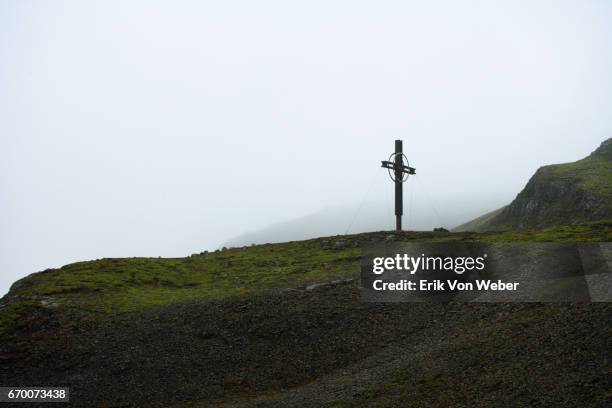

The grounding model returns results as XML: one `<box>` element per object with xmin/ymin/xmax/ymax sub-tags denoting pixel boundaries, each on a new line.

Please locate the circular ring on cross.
<box><xmin>387</xmin><ymin>152</ymin><xmax>411</xmax><ymax>183</ymax></box>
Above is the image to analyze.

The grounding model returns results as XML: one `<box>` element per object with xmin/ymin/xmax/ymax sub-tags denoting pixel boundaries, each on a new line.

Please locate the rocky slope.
<box><xmin>455</xmin><ymin>138</ymin><xmax>612</xmax><ymax>232</ymax></box>
<box><xmin>1</xmin><ymin>224</ymin><xmax>611</xmax><ymax>407</ymax></box>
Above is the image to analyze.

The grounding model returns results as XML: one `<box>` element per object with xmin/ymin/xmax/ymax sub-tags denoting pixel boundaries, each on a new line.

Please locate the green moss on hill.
<box><xmin>2</xmin><ymin>241</ymin><xmax>360</xmax><ymax>317</ymax></box>
<box><xmin>547</xmin><ymin>154</ymin><xmax>612</xmax><ymax>200</ymax></box>
<box><xmin>1</xmin><ymin>221</ymin><xmax>611</xmax><ymax>338</ymax></box>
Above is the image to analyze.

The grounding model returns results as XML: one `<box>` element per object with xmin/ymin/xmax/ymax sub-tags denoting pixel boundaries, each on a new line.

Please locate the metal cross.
<box><xmin>381</xmin><ymin>139</ymin><xmax>416</xmax><ymax>231</ymax></box>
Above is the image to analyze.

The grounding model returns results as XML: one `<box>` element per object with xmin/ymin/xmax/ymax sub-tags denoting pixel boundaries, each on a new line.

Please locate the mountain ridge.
<box><xmin>455</xmin><ymin>138</ymin><xmax>612</xmax><ymax>232</ymax></box>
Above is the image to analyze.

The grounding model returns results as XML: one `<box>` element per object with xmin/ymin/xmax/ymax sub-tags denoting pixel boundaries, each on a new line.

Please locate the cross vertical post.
<box><xmin>381</xmin><ymin>139</ymin><xmax>416</xmax><ymax>231</ymax></box>
<box><xmin>395</xmin><ymin>139</ymin><xmax>403</xmax><ymax>231</ymax></box>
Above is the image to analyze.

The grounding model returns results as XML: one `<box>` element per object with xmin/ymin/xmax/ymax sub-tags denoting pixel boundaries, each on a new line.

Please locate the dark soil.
<box><xmin>1</xmin><ymin>281</ymin><xmax>610</xmax><ymax>407</ymax></box>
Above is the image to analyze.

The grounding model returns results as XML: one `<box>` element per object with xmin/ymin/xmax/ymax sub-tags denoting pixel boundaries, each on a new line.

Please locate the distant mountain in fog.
<box><xmin>224</xmin><ymin>198</ymin><xmax>503</xmax><ymax>247</ymax></box>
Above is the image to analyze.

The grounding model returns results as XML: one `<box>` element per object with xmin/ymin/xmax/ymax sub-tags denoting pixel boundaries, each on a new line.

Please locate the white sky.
<box><xmin>1</xmin><ymin>0</ymin><xmax>611</xmax><ymax>295</ymax></box>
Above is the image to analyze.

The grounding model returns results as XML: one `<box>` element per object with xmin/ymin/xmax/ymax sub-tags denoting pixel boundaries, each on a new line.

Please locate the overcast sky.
<box><xmin>1</xmin><ymin>0</ymin><xmax>611</xmax><ymax>295</ymax></box>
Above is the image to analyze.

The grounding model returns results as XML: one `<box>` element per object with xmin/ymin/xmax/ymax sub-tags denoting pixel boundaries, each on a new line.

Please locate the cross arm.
<box><xmin>381</xmin><ymin>161</ymin><xmax>416</xmax><ymax>174</ymax></box>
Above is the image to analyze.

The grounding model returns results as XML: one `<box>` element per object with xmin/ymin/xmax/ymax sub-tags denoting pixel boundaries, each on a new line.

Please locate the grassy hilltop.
<box><xmin>2</xmin><ymin>222</ymin><xmax>611</xmax><ymax>334</ymax></box>
<box><xmin>1</xmin><ymin>222</ymin><xmax>611</xmax><ymax>407</ymax></box>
